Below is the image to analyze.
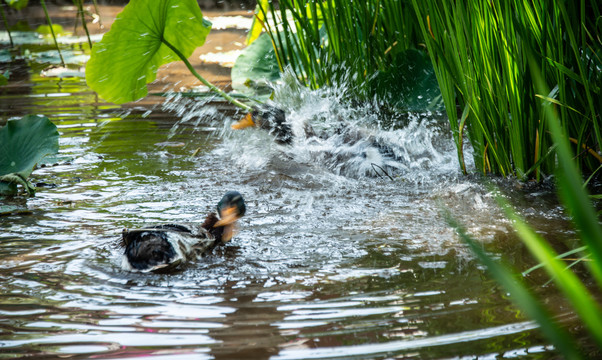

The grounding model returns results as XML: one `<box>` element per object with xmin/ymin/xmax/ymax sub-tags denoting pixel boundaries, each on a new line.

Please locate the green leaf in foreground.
<box><xmin>0</xmin><ymin>115</ymin><xmax>59</xmax><ymax>196</ymax></box>
<box><xmin>85</xmin><ymin>0</ymin><xmax>212</xmax><ymax>104</ymax></box>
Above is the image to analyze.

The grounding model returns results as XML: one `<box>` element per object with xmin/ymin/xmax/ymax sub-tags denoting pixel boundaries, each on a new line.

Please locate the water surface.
<box><xmin>0</xmin><ymin>17</ymin><xmax>582</xmax><ymax>360</ymax></box>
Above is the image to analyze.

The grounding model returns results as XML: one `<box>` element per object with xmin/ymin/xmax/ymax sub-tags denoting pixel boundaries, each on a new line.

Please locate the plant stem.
<box><xmin>0</xmin><ymin>5</ymin><xmax>13</xmax><ymax>48</ymax></box>
<box><xmin>40</xmin><ymin>0</ymin><xmax>66</xmax><ymax>67</ymax></box>
<box><xmin>161</xmin><ymin>38</ymin><xmax>252</xmax><ymax>112</ymax></box>
<box><xmin>74</xmin><ymin>0</ymin><xmax>93</xmax><ymax>48</ymax></box>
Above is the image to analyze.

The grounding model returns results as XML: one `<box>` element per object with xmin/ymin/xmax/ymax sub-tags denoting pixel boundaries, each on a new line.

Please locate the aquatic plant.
<box><xmin>231</xmin><ymin>32</ymin><xmax>281</xmax><ymax>96</ymax></box>
<box><xmin>0</xmin><ymin>70</ymin><xmax>8</xmax><ymax>85</ymax></box>
<box><xmin>85</xmin><ymin>0</ymin><xmax>251</xmax><ymax>112</ymax></box>
<box><xmin>411</xmin><ymin>0</ymin><xmax>601</xmax><ymax>179</ymax></box>
<box><xmin>258</xmin><ymin>0</ymin><xmax>442</xmax><ymax>111</ymax></box>
<box><xmin>262</xmin><ymin>0</ymin><xmax>600</xmax><ymax>179</ymax></box>
<box><xmin>447</xmin><ymin>61</ymin><xmax>602</xmax><ymax>358</ymax></box>
<box><xmin>0</xmin><ymin>115</ymin><xmax>59</xmax><ymax>196</ymax></box>
<box><xmin>1</xmin><ymin>0</ymin><xmax>98</xmax><ymax>65</ymax></box>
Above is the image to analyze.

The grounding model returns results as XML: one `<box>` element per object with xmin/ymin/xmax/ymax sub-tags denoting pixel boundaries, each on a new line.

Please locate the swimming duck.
<box><xmin>232</xmin><ymin>105</ymin><xmax>404</xmax><ymax>177</ymax></box>
<box><xmin>121</xmin><ymin>191</ymin><xmax>246</xmax><ymax>273</ymax></box>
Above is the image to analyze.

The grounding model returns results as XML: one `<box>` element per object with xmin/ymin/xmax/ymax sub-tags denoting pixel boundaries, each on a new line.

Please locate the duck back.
<box><xmin>124</xmin><ymin>230</ymin><xmax>177</xmax><ymax>271</ymax></box>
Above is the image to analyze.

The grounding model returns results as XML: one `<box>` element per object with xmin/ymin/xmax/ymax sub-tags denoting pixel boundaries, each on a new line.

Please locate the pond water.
<box><xmin>0</xmin><ymin>10</ymin><xmax>586</xmax><ymax>360</ymax></box>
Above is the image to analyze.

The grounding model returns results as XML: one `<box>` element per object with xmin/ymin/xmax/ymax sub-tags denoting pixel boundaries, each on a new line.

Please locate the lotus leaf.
<box><xmin>85</xmin><ymin>0</ymin><xmax>212</xmax><ymax>104</ymax></box>
<box><xmin>36</xmin><ymin>24</ymin><xmax>65</xmax><ymax>36</ymax></box>
<box><xmin>232</xmin><ymin>33</ymin><xmax>281</xmax><ymax>96</ymax></box>
<box><xmin>0</xmin><ymin>115</ymin><xmax>59</xmax><ymax>195</ymax></box>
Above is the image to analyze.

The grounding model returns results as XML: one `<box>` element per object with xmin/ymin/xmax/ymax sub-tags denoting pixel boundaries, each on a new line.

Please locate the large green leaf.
<box><xmin>0</xmin><ymin>115</ymin><xmax>59</xmax><ymax>195</ymax></box>
<box><xmin>370</xmin><ymin>49</ymin><xmax>443</xmax><ymax>112</ymax></box>
<box><xmin>85</xmin><ymin>0</ymin><xmax>212</xmax><ymax>104</ymax></box>
<box><xmin>232</xmin><ymin>32</ymin><xmax>281</xmax><ymax>96</ymax></box>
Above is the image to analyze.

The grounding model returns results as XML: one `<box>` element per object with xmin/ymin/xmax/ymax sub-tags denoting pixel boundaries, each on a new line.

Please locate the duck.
<box><xmin>231</xmin><ymin>105</ymin><xmax>404</xmax><ymax>177</ymax></box>
<box><xmin>231</xmin><ymin>105</ymin><xmax>294</xmax><ymax>145</ymax></box>
<box><xmin>121</xmin><ymin>191</ymin><xmax>246</xmax><ymax>273</ymax></box>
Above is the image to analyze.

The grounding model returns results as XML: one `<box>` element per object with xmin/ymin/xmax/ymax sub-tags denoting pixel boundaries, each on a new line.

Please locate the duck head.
<box><xmin>215</xmin><ymin>191</ymin><xmax>246</xmax><ymax>242</ymax></box>
<box><xmin>231</xmin><ymin>106</ymin><xmax>292</xmax><ymax>145</ymax></box>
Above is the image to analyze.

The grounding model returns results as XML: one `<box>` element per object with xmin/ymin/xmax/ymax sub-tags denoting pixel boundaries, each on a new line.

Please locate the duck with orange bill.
<box><xmin>121</xmin><ymin>191</ymin><xmax>246</xmax><ymax>273</ymax></box>
<box><xmin>232</xmin><ymin>106</ymin><xmax>294</xmax><ymax>145</ymax></box>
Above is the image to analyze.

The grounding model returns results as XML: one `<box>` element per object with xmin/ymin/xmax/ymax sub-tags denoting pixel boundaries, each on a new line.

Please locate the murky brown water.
<box><xmin>0</xmin><ymin>6</ymin><xmax>590</xmax><ymax>360</ymax></box>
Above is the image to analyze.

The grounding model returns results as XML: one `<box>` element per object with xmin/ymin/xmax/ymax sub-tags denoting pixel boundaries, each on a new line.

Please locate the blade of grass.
<box><xmin>521</xmin><ymin>246</ymin><xmax>588</xmax><ymax>276</ymax></box>
<box><xmin>529</xmin><ymin>56</ymin><xmax>602</xmax><ymax>289</ymax></box>
<box><xmin>445</xmin><ymin>212</ymin><xmax>583</xmax><ymax>359</ymax></box>
<box><xmin>500</xmin><ymin>200</ymin><xmax>602</xmax><ymax>349</ymax></box>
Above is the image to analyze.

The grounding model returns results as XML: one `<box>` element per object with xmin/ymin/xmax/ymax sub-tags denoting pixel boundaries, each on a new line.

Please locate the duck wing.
<box><xmin>121</xmin><ymin>224</ymin><xmax>214</xmax><ymax>273</ymax></box>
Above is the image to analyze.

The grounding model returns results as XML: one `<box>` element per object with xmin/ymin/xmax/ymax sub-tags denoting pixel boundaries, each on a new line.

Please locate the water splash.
<box><xmin>210</xmin><ymin>71</ymin><xmax>468</xmax><ymax>183</ymax></box>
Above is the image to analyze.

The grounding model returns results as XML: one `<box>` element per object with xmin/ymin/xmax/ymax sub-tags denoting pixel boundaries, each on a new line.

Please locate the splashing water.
<box><xmin>164</xmin><ymin>70</ymin><xmax>469</xmax><ymax>183</ymax></box>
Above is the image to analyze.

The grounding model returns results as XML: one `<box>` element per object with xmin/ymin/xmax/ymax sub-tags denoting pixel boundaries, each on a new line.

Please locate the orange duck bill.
<box><xmin>231</xmin><ymin>113</ymin><xmax>256</xmax><ymax>130</ymax></box>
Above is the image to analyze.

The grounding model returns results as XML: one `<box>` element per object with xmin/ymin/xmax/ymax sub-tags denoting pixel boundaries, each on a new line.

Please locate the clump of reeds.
<box><xmin>259</xmin><ymin>0</ymin><xmax>422</xmax><ymax>99</ymax></box>
<box><xmin>411</xmin><ymin>0</ymin><xmax>601</xmax><ymax>179</ymax></box>
<box><xmin>448</xmin><ymin>61</ymin><xmax>602</xmax><ymax>357</ymax></box>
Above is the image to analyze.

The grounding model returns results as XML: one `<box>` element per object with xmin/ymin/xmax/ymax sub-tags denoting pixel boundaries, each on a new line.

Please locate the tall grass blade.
<box><xmin>528</xmin><ymin>56</ymin><xmax>602</xmax><ymax>290</ymax></box>
<box><xmin>501</xmin><ymin>200</ymin><xmax>602</xmax><ymax>348</ymax></box>
<box><xmin>445</xmin><ymin>212</ymin><xmax>582</xmax><ymax>359</ymax></box>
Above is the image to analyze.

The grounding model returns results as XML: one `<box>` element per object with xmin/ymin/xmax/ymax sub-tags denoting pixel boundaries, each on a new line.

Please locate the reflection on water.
<box><xmin>0</xmin><ymin>24</ymin><xmax>583</xmax><ymax>360</ymax></box>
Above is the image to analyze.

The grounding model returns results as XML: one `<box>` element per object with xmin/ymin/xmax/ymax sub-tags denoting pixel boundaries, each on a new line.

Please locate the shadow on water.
<box><xmin>0</xmin><ymin>10</ymin><xmax>588</xmax><ymax>360</ymax></box>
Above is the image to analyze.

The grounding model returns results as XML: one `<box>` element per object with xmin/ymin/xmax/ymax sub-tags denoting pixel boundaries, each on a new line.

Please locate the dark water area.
<box><xmin>0</xmin><ymin>8</ymin><xmax>592</xmax><ymax>360</ymax></box>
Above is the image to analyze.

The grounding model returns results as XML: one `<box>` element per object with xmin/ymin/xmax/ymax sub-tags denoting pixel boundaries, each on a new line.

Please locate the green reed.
<box><xmin>410</xmin><ymin>0</ymin><xmax>601</xmax><ymax>179</ymax></box>
<box><xmin>259</xmin><ymin>0</ymin><xmax>421</xmax><ymax>97</ymax></box>
<box><xmin>447</xmin><ymin>60</ymin><xmax>602</xmax><ymax>357</ymax></box>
